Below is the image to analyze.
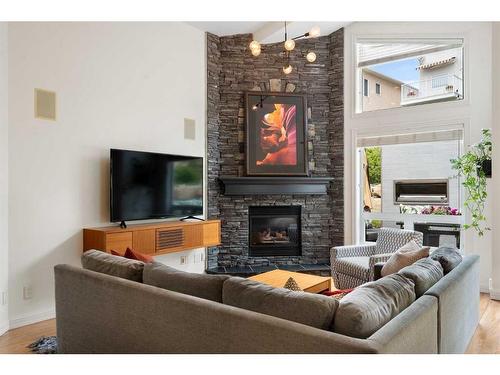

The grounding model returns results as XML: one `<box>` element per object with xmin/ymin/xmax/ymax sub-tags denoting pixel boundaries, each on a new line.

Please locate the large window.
<box><xmin>356</xmin><ymin>39</ymin><xmax>464</xmax><ymax>113</ymax></box>
<box><xmin>357</xmin><ymin>129</ymin><xmax>464</xmax><ymax>248</ymax></box>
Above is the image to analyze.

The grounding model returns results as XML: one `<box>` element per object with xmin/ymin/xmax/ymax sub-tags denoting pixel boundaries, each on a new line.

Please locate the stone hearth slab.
<box><xmin>206</xmin><ymin>263</ymin><xmax>330</xmax><ymax>277</ymax></box>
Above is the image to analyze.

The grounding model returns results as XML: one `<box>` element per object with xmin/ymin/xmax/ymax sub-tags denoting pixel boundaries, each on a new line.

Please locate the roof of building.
<box><xmin>417</xmin><ymin>56</ymin><xmax>456</xmax><ymax>70</ymax></box>
<box><xmin>363</xmin><ymin>68</ymin><xmax>404</xmax><ymax>86</ymax></box>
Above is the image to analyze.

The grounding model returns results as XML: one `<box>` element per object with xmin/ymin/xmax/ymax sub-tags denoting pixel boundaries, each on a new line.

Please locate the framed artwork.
<box><xmin>245</xmin><ymin>92</ymin><xmax>308</xmax><ymax>176</ymax></box>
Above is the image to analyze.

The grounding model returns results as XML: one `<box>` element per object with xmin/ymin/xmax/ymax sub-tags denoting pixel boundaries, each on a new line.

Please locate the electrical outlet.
<box><xmin>1</xmin><ymin>291</ymin><xmax>7</xmax><ymax>306</ymax></box>
<box><xmin>180</xmin><ymin>256</ymin><xmax>187</xmax><ymax>265</ymax></box>
<box><xmin>23</xmin><ymin>286</ymin><xmax>33</xmax><ymax>300</ymax></box>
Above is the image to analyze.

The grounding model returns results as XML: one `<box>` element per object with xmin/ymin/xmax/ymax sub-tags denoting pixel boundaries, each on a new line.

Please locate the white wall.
<box><xmin>0</xmin><ymin>23</ymin><xmax>8</xmax><ymax>334</ymax></box>
<box><xmin>7</xmin><ymin>22</ymin><xmax>207</xmax><ymax>327</ymax></box>
<box><xmin>491</xmin><ymin>22</ymin><xmax>500</xmax><ymax>300</ymax></box>
<box><xmin>344</xmin><ymin>22</ymin><xmax>493</xmax><ymax>292</ymax></box>
<box><xmin>381</xmin><ymin>141</ymin><xmax>460</xmax><ymax>214</ymax></box>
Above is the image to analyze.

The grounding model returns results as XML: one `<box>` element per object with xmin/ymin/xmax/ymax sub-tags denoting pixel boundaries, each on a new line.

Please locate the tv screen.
<box><xmin>110</xmin><ymin>149</ymin><xmax>203</xmax><ymax>222</ymax></box>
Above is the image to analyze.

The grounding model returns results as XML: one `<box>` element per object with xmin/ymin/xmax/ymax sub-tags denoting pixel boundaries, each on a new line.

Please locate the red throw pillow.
<box><xmin>110</xmin><ymin>249</ymin><xmax>122</xmax><ymax>256</ymax></box>
<box><xmin>124</xmin><ymin>247</ymin><xmax>154</xmax><ymax>263</ymax></box>
<box><xmin>322</xmin><ymin>288</ymin><xmax>354</xmax><ymax>297</ymax></box>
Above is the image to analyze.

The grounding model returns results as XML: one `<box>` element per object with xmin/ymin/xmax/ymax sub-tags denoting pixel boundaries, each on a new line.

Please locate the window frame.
<box><xmin>351</xmin><ymin>35</ymin><xmax>468</xmax><ymax>118</ymax></box>
<box><xmin>363</xmin><ymin>78</ymin><xmax>369</xmax><ymax>97</ymax></box>
<box><xmin>351</xmin><ymin>121</ymin><xmax>468</xmax><ymax>246</ymax></box>
<box><xmin>375</xmin><ymin>82</ymin><xmax>381</xmax><ymax>95</ymax></box>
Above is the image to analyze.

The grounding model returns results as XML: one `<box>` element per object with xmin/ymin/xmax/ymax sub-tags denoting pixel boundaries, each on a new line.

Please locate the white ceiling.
<box><xmin>187</xmin><ymin>21</ymin><xmax>350</xmax><ymax>43</ymax></box>
<box><xmin>186</xmin><ymin>22</ymin><xmax>268</xmax><ymax>37</ymax></box>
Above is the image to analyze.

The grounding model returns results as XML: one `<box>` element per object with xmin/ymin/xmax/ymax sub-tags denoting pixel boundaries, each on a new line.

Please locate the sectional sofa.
<box><xmin>54</xmin><ymin>251</ymin><xmax>479</xmax><ymax>354</ymax></box>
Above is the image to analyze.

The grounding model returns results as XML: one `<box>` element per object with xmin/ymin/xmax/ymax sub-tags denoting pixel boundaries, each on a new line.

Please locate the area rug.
<box><xmin>27</xmin><ymin>336</ymin><xmax>58</xmax><ymax>354</ymax></box>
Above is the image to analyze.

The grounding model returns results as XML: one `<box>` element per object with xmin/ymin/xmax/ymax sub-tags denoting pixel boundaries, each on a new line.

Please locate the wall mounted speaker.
<box><xmin>184</xmin><ymin>118</ymin><xmax>196</xmax><ymax>140</ymax></box>
<box><xmin>34</xmin><ymin>88</ymin><xmax>56</xmax><ymax>121</ymax></box>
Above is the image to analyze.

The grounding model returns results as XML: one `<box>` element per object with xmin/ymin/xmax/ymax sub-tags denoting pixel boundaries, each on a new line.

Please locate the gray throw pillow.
<box><xmin>143</xmin><ymin>262</ymin><xmax>229</xmax><ymax>303</ymax></box>
<box><xmin>399</xmin><ymin>257</ymin><xmax>444</xmax><ymax>297</ymax></box>
<box><xmin>222</xmin><ymin>277</ymin><xmax>338</xmax><ymax>330</ymax></box>
<box><xmin>81</xmin><ymin>249</ymin><xmax>144</xmax><ymax>282</ymax></box>
<box><xmin>333</xmin><ymin>274</ymin><xmax>416</xmax><ymax>339</ymax></box>
<box><xmin>430</xmin><ymin>246</ymin><xmax>463</xmax><ymax>274</ymax></box>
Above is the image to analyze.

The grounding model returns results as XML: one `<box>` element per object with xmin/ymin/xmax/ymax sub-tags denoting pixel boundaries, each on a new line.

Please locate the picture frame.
<box><xmin>245</xmin><ymin>92</ymin><xmax>308</xmax><ymax>176</ymax></box>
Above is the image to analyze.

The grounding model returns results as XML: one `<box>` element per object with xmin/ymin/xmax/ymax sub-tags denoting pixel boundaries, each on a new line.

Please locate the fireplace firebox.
<box><xmin>248</xmin><ymin>206</ymin><xmax>302</xmax><ymax>257</ymax></box>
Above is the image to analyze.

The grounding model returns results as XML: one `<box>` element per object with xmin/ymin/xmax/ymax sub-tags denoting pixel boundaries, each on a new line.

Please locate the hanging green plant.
<box><xmin>450</xmin><ymin>128</ymin><xmax>492</xmax><ymax>236</ymax></box>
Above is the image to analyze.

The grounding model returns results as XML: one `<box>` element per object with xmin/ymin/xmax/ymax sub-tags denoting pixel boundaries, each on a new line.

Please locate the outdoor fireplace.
<box><xmin>248</xmin><ymin>206</ymin><xmax>302</xmax><ymax>257</ymax></box>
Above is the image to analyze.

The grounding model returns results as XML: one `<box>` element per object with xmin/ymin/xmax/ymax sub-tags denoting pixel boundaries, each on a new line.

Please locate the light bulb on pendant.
<box><xmin>306</xmin><ymin>51</ymin><xmax>317</xmax><ymax>62</ymax></box>
<box><xmin>249</xmin><ymin>40</ymin><xmax>261</xmax><ymax>51</ymax></box>
<box><xmin>283</xmin><ymin>64</ymin><xmax>293</xmax><ymax>75</ymax></box>
<box><xmin>309</xmin><ymin>26</ymin><xmax>321</xmax><ymax>38</ymax></box>
<box><xmin>251</xmin><ymin>47</ymin><xmax>261</xmax><ymax>57</ymax></box>
<box><xmin>284</xmin><ymin>39</ymin><xmax>295</xmax><ymax>51</ymax></box>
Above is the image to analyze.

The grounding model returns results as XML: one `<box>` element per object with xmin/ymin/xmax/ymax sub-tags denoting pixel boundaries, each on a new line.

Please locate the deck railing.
<box><xmin>401</xmin><ymin>74</ymin><xmax>463</xmax><ymax>104</ymax></box>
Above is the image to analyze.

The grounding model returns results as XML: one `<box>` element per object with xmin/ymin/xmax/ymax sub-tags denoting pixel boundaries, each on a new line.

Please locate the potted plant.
<box><xmin>450</xmin><ymin>128</ymin><xmax>492</xmax><ymax>236</ymax></box>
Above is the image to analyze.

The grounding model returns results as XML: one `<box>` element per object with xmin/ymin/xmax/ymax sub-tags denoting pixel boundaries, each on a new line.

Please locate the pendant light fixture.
<box><xmin>249</xmin><ymin>22</ymin><xmax>321</xmax><ymax>75</ymax></box>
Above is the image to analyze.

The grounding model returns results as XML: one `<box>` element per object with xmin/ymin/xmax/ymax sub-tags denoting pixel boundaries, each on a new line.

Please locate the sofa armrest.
<box><xmin>373</xmin><ymin>262</ymin><xmax>385</xmax><ymax>281</ymax></box>
<box><xmin>368</xmin><ymin>253</ymin><xmax>393</xmax><ymax>280</ymax></box>
<box><xmin>424</xmin><ymin>255</ymin><xmax>480</xmax><ymax>353</ymax></box>
<box><xmin>367</xmin><ymin>295</ymin><xmax>438</xmax><ymax>353</ymax></box>
<box><xmin>330</xmin><ymin>243</ymin><xmax>376</xmax><ymax>261</ymax></box>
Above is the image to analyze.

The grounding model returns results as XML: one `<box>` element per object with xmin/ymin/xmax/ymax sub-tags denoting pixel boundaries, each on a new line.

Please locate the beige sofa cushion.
<box><xmin>143</xmin><ymin>262</ymin><xmax>229</xmax><ymax>303</ymax></box>
<box><xmin>399</xmin><ymin>257</ymin><xmax>444</xmax><ymax>297</ymax></box>
<box><xmin>333</xmin><ymin>274</ymin><xmax>416</xmax><ymax>339</ymax></box>
<box><xmin>381</xmin><ymin>240</ymin><xmax>430</xmax><ymax>277</ymax></box>
<box><xmin>81</xmin><ymin>249</ymin><xmax>144</xmax><ymax>282</ymax></box>
<box><xmin>222</xmin><ymin>277</ymin><xmax>338</xmax><ymax>330</ymax></box>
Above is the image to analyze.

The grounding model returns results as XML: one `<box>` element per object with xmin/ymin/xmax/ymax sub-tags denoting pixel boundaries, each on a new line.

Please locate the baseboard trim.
<box><xmin>8</xmin><ymin>309</ymin><xmax>55</xmax><ymax>330</ymax></box>
<box><xmin>480</xmin><ymin>284</ymin><xmax>490</xmax><ymax>293</ymax></box>
<box><xmin>0</xmin><ymin>321</ymin><xmax>9</xmax><ymax>336</ymax></box>
<box><xmin>489</xmin><ymin>288</ymin><xmax>500</xmax><ymax>301</ymax></box>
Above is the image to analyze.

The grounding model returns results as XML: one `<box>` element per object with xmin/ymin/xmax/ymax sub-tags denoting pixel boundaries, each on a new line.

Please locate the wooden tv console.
<box><xmin>83</xmin><ymin>219</ymin><xmax>221</xmax><ymax>256</ymax></box>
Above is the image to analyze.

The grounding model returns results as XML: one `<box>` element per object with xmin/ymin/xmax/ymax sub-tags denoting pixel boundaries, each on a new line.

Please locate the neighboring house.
<box><xmin>362</xmin><ymin>68</ymin><xmax>402</xmax><ymax>111</ymax></box>
<box><xmin>401</xmin><ymin>47</ymin><xmax>463</xmax><ymax>106</ymax></box>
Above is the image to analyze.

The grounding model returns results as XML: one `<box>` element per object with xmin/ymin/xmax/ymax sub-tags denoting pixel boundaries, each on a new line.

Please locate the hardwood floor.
<box><xmin>0</xmin><ymin>319</ymin><xmax>56</xmax><ymax>354</ymax></box>
<box><xmin>466</xmin><ymin>293</ymin><xmax>500</xmax><ymax>354</ymax></box>
<box><xmin>0</xmin><ymin>293</ymin><xmax>499</xmax><ymax>354</ymax></box>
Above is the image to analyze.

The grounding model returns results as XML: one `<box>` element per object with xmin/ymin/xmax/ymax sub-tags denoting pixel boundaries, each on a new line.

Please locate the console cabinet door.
<box><xmin>202</xmin><ymin>221</ymin><xmax>221</xmax><ymax>247</ymax></box>
<box><xmin>105</xmin><ymin>232</ymin><xmax>133</xmax><ymax>254</ymax></box>
<box><xmin>132</xmin><ymin>229</ymin><xmax>156</xmax><ymax>255</ymax></box>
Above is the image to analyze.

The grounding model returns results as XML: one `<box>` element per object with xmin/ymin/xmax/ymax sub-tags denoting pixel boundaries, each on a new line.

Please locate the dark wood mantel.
<box><xmin>219</xmin><ymin>176</ymin><xmax>334</xmax><ymax>196</ymax></box>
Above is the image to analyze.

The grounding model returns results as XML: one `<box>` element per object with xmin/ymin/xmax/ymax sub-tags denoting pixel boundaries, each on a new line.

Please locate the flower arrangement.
<box><xmin>419</xmin><ymin>206</ymin><xmax>461</xmax><ymax>216</ymax></box>
<box><xmin>400</xmin><ymin>204</ymin><xmax>461</xmax><ymax>216</ymax></box>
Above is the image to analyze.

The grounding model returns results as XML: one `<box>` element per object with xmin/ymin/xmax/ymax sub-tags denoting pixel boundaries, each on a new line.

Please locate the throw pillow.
<box><xmin>430</xmin><ymin>246</ymin><xmax>463</xmax><ymax>274</ymax></box>
<box><xmin>381</xmin><ymin>240</ymin><xmax>430</xmax><ymax>277</ymax></box>
<box><xmin>333</xmin><ymin>274</ymin><xmax>416</xmax><ymax>339</ymax></box>
<box><xmin>124</xmin><ymin>248</ymin><xmax>154</xmax><ymax>263</ymax></box>
<box><xmin>81</xmin><ymin>249</ymin><xmax>144</xmax><ymax>282</ymax></box>
<box><xmin>110</xmin><ymin>249</ymin><xmax>122</xmax><ymax>256</ymax></box>
<box><xmin>399</xmin><ymin>257</ymin><xmax>444</xmax><ymax>297</ymax></box>
<box><xmin>322</xmin><ymin>288</ymin><xmax>354</xmax><ymax>300</ymax></box>
<box><xmin>222</xmin><ymin>277</ymin><xmax>338</xmax><ymax>331</ymax></box>
<box><xmin>283</xmin><ymin>277</ymin><xmax>302</xmax><ymax>291</ymax></box>
<box><xmin>143</xmin><ymin>262</ymin><xmax>229</xmax><ymax>303</ymax></box>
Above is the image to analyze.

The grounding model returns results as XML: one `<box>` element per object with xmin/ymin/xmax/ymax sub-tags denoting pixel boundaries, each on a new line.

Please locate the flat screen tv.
<box><xmin>110</xmin><ymin>149</ymin><xmax>203</xmax><ymax>223</ymax></box>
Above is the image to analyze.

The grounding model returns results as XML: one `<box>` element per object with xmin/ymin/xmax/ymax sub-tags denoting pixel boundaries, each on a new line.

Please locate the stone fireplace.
<box><xmin>248</xmin><ymin>206</ymin><xmax>302</xmax><ymax>257</ymax></box>
<box><xmin>205</xmin><ymin>29</ymin><xmax>344</xmax><ymax>273</ymax></box>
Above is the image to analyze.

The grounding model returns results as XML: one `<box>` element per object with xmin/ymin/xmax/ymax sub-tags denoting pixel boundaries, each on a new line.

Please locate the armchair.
<box><xmin>330</xmin><ymin>227</ymin><xmax>424</xmax><ymax>289</ymax></box>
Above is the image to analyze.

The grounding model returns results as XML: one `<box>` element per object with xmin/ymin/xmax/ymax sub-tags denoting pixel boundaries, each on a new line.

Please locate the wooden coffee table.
<box><xmin>248</xmin><ymin>269</ymin><xmax>334</xmax><ymax>294</ymax></box>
